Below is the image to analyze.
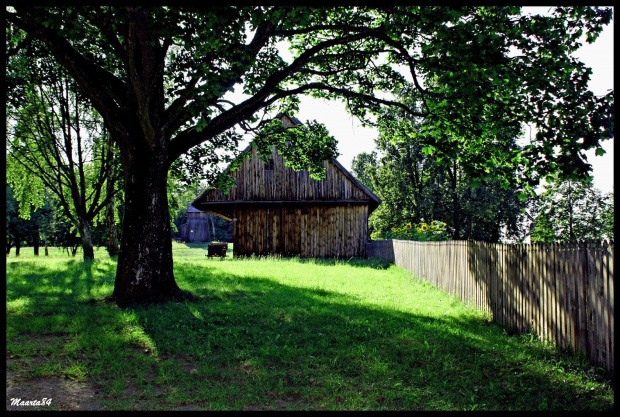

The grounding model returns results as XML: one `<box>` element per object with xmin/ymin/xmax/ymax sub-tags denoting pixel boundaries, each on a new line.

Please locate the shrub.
<box><xmin>382</xmin><ymin>220</ymin><xmax>450</xmax><ymax>241</ymax></box>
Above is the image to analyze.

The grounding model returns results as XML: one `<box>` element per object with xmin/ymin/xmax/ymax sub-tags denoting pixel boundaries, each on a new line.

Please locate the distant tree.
<box><xmin>352</xmin><ymin>132</ymin><xmax>528</xmax><ymax>242</ymax></box>
<box><xmin>531</xmin><ymin>178</ymin><xmax>613</xmax><ymax>243</ymax></box>
<box><xmin>47</xmin><ymin>206</ymin><xmax>82</xmax><ymax>256</ymax></box>
<box><xmin>102</xmin><ymin>144</ymin><xmax>121</xmax><ymax>256</ymax></box>
<box><xmin>6</xmin><ymin>63</ymin><xmax>121</xmax><ymax>260</ymax></box>
<box><xmin>600</xmin><ymin>191</ymin><xmax>614</xmax><ymax>241</ymax></box>
<box><xmin>6</xmin><ymin>184</ymin><xmax>54</xmax><ymax>256</ymax></box>
<box><xmin>6</xmin><ymin>184</ymin><xmax>30</xmax><ymax>256</ymax></box>
<box><xmin>351</xmin><ymin>151</ymin><xmax>378</xmax><ymax>194</ymax></box>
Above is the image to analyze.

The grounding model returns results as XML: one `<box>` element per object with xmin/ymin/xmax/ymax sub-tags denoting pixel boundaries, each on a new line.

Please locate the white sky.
<box><xmin>232</xmin><ymin>7</ymin><xmax>614</xmax><ymax>194</ymax></box>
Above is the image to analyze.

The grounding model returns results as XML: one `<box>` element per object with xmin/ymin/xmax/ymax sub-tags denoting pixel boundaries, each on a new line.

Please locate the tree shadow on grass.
<box><xmin>123</xmin><ymin>262</ymin><xmax>613</xmax><ymax>410</ymax></box>
<box><xmin>6</xmin><ymin>259</ymin><xmax>119</xmax><ymax>410</ymax></box>
<box><xmin>6</xmin><ymin>259</ymin><xmax>613</xmax><ymax>411</ymax></box>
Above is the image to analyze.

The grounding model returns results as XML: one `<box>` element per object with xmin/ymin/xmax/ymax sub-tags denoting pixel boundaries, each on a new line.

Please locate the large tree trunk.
<box><xmin>112</xmin><ymin>152</ymin><xmax>187</xmax><ymax>305</ymax></box>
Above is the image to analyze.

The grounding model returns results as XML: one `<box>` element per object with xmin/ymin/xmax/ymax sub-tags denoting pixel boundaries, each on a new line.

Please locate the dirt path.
<box><xmin>6</xmin><ymin>370</ymin><xmax>102</xmax><ymax>411</ymax></box>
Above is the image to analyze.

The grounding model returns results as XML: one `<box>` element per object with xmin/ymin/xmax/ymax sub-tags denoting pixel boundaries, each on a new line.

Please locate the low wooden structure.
<box><xmin>207</xmin><ymin>242</ymin><xmax>228</xmax><ymax>257</ymax></box>
<box><xmin>179</xmin><ymin>204</ymin><xmax>211</xmax><ymax>242</ymax></box>
<box><xmin>192</xmin><ymin>114</ymin><xmax>381</xmax><ymax>257</ymax></box>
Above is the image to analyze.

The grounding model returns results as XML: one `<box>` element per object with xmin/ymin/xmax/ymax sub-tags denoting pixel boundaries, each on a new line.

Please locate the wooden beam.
<box><xmin>197</xmin><ymin>199</ymin><xmax>372</xmax><ymax>205</ymax></box>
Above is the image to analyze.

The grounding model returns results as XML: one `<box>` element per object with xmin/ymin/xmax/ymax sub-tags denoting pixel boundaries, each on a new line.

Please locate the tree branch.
<box><xmin>167</xmin><ymin>28</ymin><xmax>384</xmax><ymax>163</ymax></box>
<box><xmin>7</xmin><ymin>7</ymin><xmax>128</xmax><ymax>141</ymax></box>
<box><xmin>266</xmin><ymin>83</ymin><xmax>428</xmax><ymax>117</ymax></box>
<box><xmin>88</xmin><ymin>6</ymin><xmax>129</xmax><ymax>64</ymax></box>
<box><xmin>5</xmin><ymin>34</ymin><xmax>33</xmax><ymax>59</ymax></box>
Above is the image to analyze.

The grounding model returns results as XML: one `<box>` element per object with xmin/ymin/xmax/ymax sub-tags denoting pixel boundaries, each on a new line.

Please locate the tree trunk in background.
<box><xmin>112</xmin><ymin>150</ymin><xmax>186</xmax><ymax>305</ymax></box>
<box><xmin>210</xmin><ymin>213</ymin><xmax>216</xmax><ymax>242</ymax></box>
<box><xmin>33</xmin><ymin>227</ymin><xmax>40</xmax><ymax>256</ymax></box>
<box><xmin>105</xmin><ymin>199</ymin><xmax>120</xmax><ymax>257</ymax></box>
<box><xmin>79</xmin><ymin>219</ymin><xmax>95</xmax><ymax>260</ymax></box>
<box><xmin>105</xmin><ymin>144</ymin><xmax>120</xmax><ymax>257</ymax></box>
<box><xmin>461</xmin><ymin>213</ymin><xmax>472</xmax><ymax>240</ymax></box>
<box><xmin>450</xmin><ymin>163</ymin><xmax>460</xmax><ymax>240</ymax></box>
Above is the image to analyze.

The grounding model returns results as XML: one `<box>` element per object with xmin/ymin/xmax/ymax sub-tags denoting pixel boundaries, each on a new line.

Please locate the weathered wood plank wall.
<box><xmin>366</xmin><ymin>239</ymin><xmax>614</xmax><ymax>371</ymax></box>
<box><xmin>179</xmin><ymin>212</ymin><xmax>211</xmax><ymax>242</ymax></box>
<box><xmin>201</xmin><ymin>147</ymin><xmax>370</xmax><ymax>203</ymax></box>
<box><xmin>234</xmin><ymin>204</ymin><xmax>368</xmax><ymax>258</ymax></box>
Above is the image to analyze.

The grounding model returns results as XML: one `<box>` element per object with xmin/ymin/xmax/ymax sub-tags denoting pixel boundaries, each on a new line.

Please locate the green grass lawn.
<box><xmin>6</xmin><ymin>242</ymin><xmax>614</xmax><ymax>410</ymax></box>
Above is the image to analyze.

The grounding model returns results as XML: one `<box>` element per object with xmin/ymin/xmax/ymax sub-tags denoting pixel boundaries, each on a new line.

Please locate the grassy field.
<box><xmin>5</xmin><ymin>242</ymin><xmax>614</xmax><ymax>410</ymax></box>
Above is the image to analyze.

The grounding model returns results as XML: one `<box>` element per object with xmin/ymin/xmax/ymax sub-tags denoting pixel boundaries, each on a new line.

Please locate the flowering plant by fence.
<box><xmin>382</xmin><ymin>220</ymin><xmax>450</xmax><ymax>241</ymax></box>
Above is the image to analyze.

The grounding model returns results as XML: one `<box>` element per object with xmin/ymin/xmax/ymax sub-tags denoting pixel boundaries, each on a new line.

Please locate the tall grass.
<box><xmin>6</xmin><ymin>243</ymin><xmax>614</xmax><ymax>410</ymax></box>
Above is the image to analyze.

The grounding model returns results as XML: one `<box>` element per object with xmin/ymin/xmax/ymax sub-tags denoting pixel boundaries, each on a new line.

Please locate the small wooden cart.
<box><xmin>207</xmin><ymin>242</ymin><xmax>228</xmax><ymax>257</ymax></box>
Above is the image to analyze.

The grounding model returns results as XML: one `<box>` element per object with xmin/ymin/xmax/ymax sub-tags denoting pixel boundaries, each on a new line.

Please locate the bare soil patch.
<box><xmin>6</xmin><ymin>370</ymin><xmax>102</xmax><ymax>411</ymax></box>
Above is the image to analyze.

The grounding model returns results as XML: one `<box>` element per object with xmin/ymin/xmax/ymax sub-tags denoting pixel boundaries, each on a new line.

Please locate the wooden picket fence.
<box><xmin>366</xmin><ymin>239</ymin><xmax>614</xmax><ymax>371</ymax></box>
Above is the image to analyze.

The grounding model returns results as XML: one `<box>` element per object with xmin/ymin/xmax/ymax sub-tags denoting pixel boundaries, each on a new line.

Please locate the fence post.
<box><xmin>607</xmin><ymin>241</ymin><xmax>614</xmax><ymax>371</ymax></box>
<box><xmin>601</xmin><ymin>240</ymin><xmax>611</xmax><ymax>369</ymax></box>
<box><xmin>594</xmin><ymin>241</ymin><xmax>605</xmax><ymax>366</ymax></box>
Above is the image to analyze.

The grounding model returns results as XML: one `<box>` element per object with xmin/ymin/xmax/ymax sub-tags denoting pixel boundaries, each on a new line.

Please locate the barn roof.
<box><xmin>274</xmin><ymin>112</ymin><xmax>303</xmax><ymax>126</ymax></box>
<box><xmin>187</xmin><ymin>204</ymin><xmax>203</xmax><ymax>213</ymax></box>
<box><xmin>192</xmin><ymin>113</ymin><xmax>381</xmax><ymax>219</ymax></box>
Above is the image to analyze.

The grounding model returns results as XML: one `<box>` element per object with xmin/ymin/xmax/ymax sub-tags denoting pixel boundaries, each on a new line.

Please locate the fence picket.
<box><xmin>524</xmin><ymin>243</ymin><xmax>531</xmax><ymax>333</ymax></box>
<box><xmin>557</xmin><ymin>242</ymin><xmax>566</xmax><ymax>348</ymax></box>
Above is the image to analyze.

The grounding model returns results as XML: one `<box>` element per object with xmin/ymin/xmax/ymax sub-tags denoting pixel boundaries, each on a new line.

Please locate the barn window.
<box><xmin>265</xmin><ymin>158</ymin><xmax>274</xmax><ymax>171</ymax></box>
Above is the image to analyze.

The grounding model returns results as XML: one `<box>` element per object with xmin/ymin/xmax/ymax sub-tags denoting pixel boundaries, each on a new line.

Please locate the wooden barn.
<box><xmin>191</xmin><ymin>114</ymin><xmax>381</xmax><ymax>258</ymax></box>
<box><xmin>178</xmin><ymin>204</ymin><xmax>212</xmax><ymax>242</ymax></box>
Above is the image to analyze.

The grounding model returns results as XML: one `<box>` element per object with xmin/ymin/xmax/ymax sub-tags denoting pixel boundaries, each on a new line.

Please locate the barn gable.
<box><xmin>193</xmin><ymin>146</ymin><xmax>379</xmax><ymax>219</ymax></box>
<box><xmin>192</xmin><ymin>114</ymin><xmax>380</xmax><ymax>219</ymax></box>
<box><xmin>191</xmin><ymin>114</ymin><xmax>380</xmax><ymax>257</ymax></box>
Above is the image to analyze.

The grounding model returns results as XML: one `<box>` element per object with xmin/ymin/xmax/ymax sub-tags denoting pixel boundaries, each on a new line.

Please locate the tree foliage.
<box><xmin>352</xmin><ymin>133</ymin><xmax>528</xmax><ymax>243</ymax></box>
<box><xmin>7</xmin><ymin>7</ymin><xmax>613</xmax><ymax>186</ymax></box>
<box><xmin>6</xmin><ymin>62</ymin><xmax>121</xmax><ymax>259</ymax></box>
<box><xmin>530</xmin><ymin>178</ymin><xmax>614</xmax><ymax>243</ymax></box>
<box><xmin>361</xmin><ymin>7</ymin><xmax>614</xmax><ymax>191</ymax></box>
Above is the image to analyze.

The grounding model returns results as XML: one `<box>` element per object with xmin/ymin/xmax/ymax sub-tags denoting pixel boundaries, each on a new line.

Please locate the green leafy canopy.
<box><xmin>6</xmin><ymin>6</ymin><xmax>613</xmax><ymax>191</ymax></box>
